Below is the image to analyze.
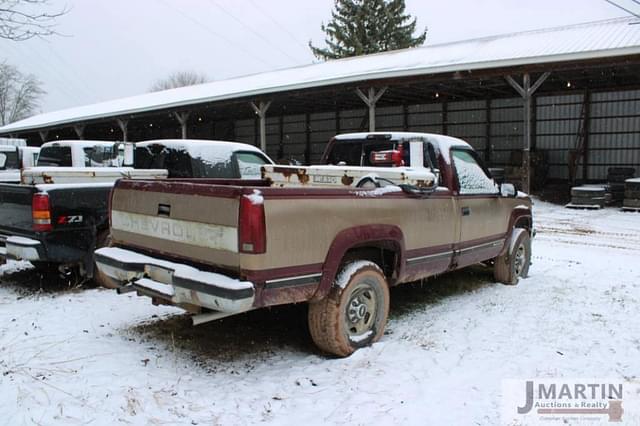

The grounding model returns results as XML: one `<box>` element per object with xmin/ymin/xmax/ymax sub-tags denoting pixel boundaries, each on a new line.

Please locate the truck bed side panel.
<box><xmin>241</xmin><ymin>194</ymin><xmax>458</xmax><ymax>281</ymax></box>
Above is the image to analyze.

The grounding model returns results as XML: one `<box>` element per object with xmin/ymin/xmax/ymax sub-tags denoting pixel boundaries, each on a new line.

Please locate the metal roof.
<box><xmin>2</xmin><ymin>17</ymin><xmax>640</xmax><ymax>134</ymax></box>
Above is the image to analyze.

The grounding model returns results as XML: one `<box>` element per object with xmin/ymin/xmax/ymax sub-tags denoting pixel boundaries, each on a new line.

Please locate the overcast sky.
<box><xmin>0</xmin><ymin>0</ymin><xmax>628</xmax><ymax>114</ymax></box>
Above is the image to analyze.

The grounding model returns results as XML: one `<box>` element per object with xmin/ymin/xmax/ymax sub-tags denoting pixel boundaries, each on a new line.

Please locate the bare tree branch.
<box><xmin>148</xmin><ymin>71</ymin><xmax>209</xmax><ymax>92</ymax></box>
<box><xmin>0</xmin><ymin>0</ymin><xmax>68</xmax><ymax>41</ymax></box>
<box><xmin>0</xmin><ymin>62</ymin><xmax>45</xmax><ymax>126</ymax></box>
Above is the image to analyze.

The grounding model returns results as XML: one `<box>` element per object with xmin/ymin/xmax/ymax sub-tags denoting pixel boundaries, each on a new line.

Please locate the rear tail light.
<box><xmin>369</xmin><ymin>145</ymin><xmax>405</xmax><ymax>167</ymax></box>
<box><xmin>32</xmin><ymin>193</ymin><xmax>52</xmax><ymax>232</ymax></box>
<box><xmin>238</xmin><ymin>192</ymin><xmax>266</xmax><ymax>254</ymax></box>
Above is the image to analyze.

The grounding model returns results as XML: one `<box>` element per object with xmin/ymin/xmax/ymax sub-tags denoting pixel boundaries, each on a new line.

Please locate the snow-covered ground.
<box><xmin>1</xmin><ymin>200</ymin><xmax>639</xmax><ymax>425</ymax></box>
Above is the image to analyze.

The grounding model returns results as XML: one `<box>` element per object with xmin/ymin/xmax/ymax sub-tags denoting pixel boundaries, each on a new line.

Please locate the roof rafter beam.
<box><xmin>250</xmin><ymin>101</ymin><xmax>271</xmax><ymax>151</ymax></box>
<box><xmin>355</xmin><ymin>87</ymin><xmax>388</xmax><ymax>131</ymax></box>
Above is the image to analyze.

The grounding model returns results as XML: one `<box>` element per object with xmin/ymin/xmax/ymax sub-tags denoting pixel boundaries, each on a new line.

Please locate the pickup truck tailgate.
<box><xmin>0</xmin><ymin>183</ymin><xmax>37</xmax><ymax>235</ymax></box>
<box><xmin>110</xmin><ymin>180</ymin><xmax>242</xmax><ymax>271</ymax></box>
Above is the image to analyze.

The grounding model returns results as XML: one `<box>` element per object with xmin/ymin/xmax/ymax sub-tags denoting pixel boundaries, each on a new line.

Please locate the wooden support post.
<box><xmin>505</xmin><ymin>71</ymin><xmax>550</xmax><ymax>194</ymax></box>
<box><xmin>355</xmin><ymin>87</ymin><xmax>387</xmax><ymax>132</ymax></box>
<box><xmin>250</xmin><ymin>101</ymin><xmax>271</xmax><ymax>152</ymax></box>
<box><xmin>442</xmin><ymin>100</ymin><xmax>448</xmax><ymax>135</ymax></box>
<box><xmin>254</xmin><ymin>117</ymin><xmax>259</xmax><ymax>147</ymax></box>
<box><xmin>173</xmin><ymin>112</ymin><xmax>190</xmax><ymax>139</ymax></box>
<box><xmin>485</xmin><ymin>99</ymin><xmax>492</xmax><ymax>164</ymax></box>
<box><xmin>402</xmin><ymin>104</ymin><xmax>409</xmax><ymax>131</ymax></box>
<box><xmin>74</xmin><ymin>124</ymin><xmax>85</xmax><ymax>140</ymax></box>
<box><xmin>582</xmin><ymin>90</ymin><xmax>591</xmax><ymax>182</ymax></box>
<box><xmin>305</xmin><ymin>113</ymin><xmax>311</xmax><ymax>165</ymax></box>
<box><xmin>116</xmin><ymin>119</ymin><xmax>129</xmax><ymax>142</ymax></box>
<box><xmin>278</xmin><ymin>114</ymin><xmax>284</xmax><ymax>160</ymax></box>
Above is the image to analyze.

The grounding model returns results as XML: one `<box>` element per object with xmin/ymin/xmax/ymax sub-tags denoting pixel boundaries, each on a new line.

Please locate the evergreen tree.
<box><xmin>309</xmin><ymin>0</ymin><xmax>427</xmax><ymax>61</ymax></box>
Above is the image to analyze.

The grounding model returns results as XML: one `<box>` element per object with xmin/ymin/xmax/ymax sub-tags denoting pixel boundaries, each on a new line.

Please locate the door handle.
<box><xmin>461</xmin><ymin>207</ymin><xmax>471</xmax><ymax>216</ymax></box>
<box><xmin>157</xmin><ymin>204</ymin><xmax>171</xmax><ymax>217</ymax></box>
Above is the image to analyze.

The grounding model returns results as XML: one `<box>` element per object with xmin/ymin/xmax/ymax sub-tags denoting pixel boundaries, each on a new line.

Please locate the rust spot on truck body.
<box><xmin>341</xmin><ymin>175</ymin><xmax>354</xmax><ymax>186</ymax></box>
<box><xmin>257</xmin><ymin>283</ymin><xmax>318</xmax><ymax>307</ymax></box>
<box><xmin>267</xmin><ymin>167</ymin><xmax>310</xmax><ymax>185</ymax></box>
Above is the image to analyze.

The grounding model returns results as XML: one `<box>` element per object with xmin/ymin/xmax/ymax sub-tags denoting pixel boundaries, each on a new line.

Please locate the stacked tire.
<box><xmin>607</xmin><ymin>167</ymin><xmax>635</xmax><ymax>205</ymax></box>
<box><xmin>623</xmin><ymin>178</ymin><xmax>640</xmax><ymax>210</ymax></box>
<box><xmin>570</xmin><ymin>186</ymin><xmax>606</xmax><ymax>208</ymax></box>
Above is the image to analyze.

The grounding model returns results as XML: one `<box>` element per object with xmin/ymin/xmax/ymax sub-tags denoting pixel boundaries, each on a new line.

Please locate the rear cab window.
<box><xmin>0</xmin><ymin>149</ymin><xmax>19</xmax><ymax>169</ymax></box>
<box><xmin>134</xmin><ymin>145</ymin><xmax>195</xmax><ymax>178</ymax></box>
<box><xmin>327</xmin><ymin>137</ymin><xmax>436</xmax><ymax>169</ymax></box>
<box><xmin>37</xmin><ymin>146</ymin><xmax>72</xmax><ymax>167</ymax></box>
<box><xmin>134</xmin><ymin>144</ymin><xmax>272</xmax><ymax>179</ymax></box>
<box><xmin>84</xmin><ymin>145</ymin><xmax>121</xmax><ymax>167</ymax></box>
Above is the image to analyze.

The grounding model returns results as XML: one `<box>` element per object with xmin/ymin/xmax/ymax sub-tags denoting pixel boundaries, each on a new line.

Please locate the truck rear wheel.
<box><xmin>308</xmin><ymin>261</ymin><xmax>389</xmax><ymax>357</ymax></box>
<box><xmin>494</xmin><ymin>229</ymin><xmax>531</xmax><ymax>285</ymax></box>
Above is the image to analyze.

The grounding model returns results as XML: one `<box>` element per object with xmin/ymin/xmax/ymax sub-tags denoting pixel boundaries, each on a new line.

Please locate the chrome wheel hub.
<box><xmin>346</xmin><ymin>283</ymin><xmax>377</xmax><ymax>336</ymax></box>
<box><xmin>514</xmin><ymin>243</ymin><xmax>526</xmax><ymax>276</ymax></box>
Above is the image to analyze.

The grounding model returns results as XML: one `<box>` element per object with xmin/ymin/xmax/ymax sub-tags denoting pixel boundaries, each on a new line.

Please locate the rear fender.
<box><xmin>312</xmin><ymin>224</ymin><xmax>405</xmax><ymax>301</ymax></box>
<box><xmin>499</xmin><ymin>207</ymin><xmax>532</xmax><ymax>256</ymax></box>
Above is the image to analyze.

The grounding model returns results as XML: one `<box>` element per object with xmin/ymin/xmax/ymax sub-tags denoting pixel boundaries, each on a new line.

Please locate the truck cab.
<box><xmin>36</xmin><ymin>140</ymin><xmax>123</xmax><ymax>168</ymax></box>
<box><xmin>0</xmin><ymin>145</ymin><xmax>20</xmax><ymax>183</ymax></box>
<box><xmin>0</xmin><ymin>145</ymin><xmax>41</xmax><ymax>184</ymax></box>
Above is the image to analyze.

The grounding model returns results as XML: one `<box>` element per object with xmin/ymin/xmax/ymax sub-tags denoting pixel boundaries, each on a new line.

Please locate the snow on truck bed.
<box><xmin>1</xmin><ymin>200</ymin><xmax>640</xmax><ymax>424</ymax></box>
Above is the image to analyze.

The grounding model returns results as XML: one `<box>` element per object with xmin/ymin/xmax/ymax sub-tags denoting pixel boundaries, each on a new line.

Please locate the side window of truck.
<box><xmin>236</xmin><ymin>152</ymin><xmax>269</xmax><ymax>179</ymax></box>
<box><xmin>451</xmin><ymin>149</ymin><xmax>498</xmax><ymax>195</ymax></box>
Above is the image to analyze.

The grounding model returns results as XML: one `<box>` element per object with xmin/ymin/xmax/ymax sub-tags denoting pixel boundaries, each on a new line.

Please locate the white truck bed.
<box><xmin>21</xmin><ymin>167</ymin><xmax>168</xmax><ymax>185</ymax></box>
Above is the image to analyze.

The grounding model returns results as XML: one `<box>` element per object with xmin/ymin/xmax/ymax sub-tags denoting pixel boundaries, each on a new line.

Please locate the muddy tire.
<box><xmin>93</xmin><ymin>230</ymin><xmax>118</xmax><ymax>289</ymax></box>
<box><xmin>308</xmin><ymin>261</ymin><xmax>390</xmax><ymax>357</ymax></box>
<box><xmin>30</xmin><ymin>261</ymin><xmax>58</xmax><ymax>272</ymax></box>
<box><xmin>494</xmin><ymin>229</ymin><xmax>531</xmax><ymax>285</ymax></box>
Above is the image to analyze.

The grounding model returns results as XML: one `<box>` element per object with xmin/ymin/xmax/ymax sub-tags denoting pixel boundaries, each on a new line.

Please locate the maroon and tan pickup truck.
<box><xmin>95</xmin><ymin>132</ymin><xmax>533</xmax><ymax>357</ymax></box>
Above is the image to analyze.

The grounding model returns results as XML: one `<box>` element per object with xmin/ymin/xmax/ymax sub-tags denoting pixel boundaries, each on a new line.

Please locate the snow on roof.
<box><xmin>41</xmin><ymin>140</ymin><xmax>117</xmax><ymax>149</ymax></box>
<box><xmin>136</xmin><ymin>139</ymin><xmax>274</xmax><ymax>163</ymax></box>
<box><xmin>335</xmin><ymin>131</ymin><xmax>436</xmax><ymax>140</ymax></box>
<box><xmin>136</xmin><ymin>138</ymin><xmax>264</xmax><ymax>153</ymax></box>
<box><xmin>2</xmin><ymin>17</ymin><xmax>640</xmax><ymax>134</ymax></box>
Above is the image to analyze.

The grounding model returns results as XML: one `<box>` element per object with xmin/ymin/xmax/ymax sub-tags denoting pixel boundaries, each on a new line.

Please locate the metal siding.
<box><xmin>586</xmin><ymin>89</ymin><xmax>640</xmax><ymax>180</ymax></box>
<box><xmin>534</xmin><ymin>94</ymin><xmax>584</xmax><ymax>179</ymax></box>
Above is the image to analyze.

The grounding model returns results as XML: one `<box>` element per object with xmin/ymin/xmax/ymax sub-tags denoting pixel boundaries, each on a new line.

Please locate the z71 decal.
<box><xmin>57</xmin><ymin>215</ymin><xmax>83</xmax><ymax>225</ymax></box>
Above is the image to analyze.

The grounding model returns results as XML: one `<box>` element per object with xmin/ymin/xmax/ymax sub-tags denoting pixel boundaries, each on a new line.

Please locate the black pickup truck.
<box><xmin>0</xmin><ymin>139</ymin><xmax>273</xmax><ymax>285</ymax></box>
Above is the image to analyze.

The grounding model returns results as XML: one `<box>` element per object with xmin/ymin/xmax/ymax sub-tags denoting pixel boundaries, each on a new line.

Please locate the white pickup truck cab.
<box><xmin>36</xmin><ymin>140</ymin><xmax>123</xmax><ymax>168</ymax></box>
<box><xmin>0</xmin><ymin>145</ymin><xmax>41</xmax><ymax>183</ymax></box>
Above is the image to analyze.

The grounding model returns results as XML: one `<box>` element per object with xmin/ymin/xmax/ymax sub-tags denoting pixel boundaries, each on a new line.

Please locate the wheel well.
<box><xmin>342</xmin><ymin>243</ymin><xmax>399</xmax><ymax>282</ymax></box>
<box><xmin>514</xmin><ymin>216</ymin><xmax>532</xmax><ymax>234</ymax></box>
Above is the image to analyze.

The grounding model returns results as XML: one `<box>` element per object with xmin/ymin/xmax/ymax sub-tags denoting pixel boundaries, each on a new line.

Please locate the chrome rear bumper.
<box><xmin>95</xmin><ymin>247</ymin><xmax>255</xmax><ymax>313</ymax></box>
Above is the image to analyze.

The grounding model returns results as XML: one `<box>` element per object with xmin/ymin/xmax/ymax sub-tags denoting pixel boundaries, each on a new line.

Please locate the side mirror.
<box><xmin>500</xmin><ymin>183</ymin><xmax>517</xmax><ymax>198</ymax></box>
<box><xmin>0</xmin><ymin>153</ymin><xmax>6</xmax><ymax>169</ymax></box>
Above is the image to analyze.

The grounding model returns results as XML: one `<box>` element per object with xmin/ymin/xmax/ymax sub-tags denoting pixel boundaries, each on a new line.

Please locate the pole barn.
<box><xmin>2</xmin><ymin>18</ymin><xmax>640</xmax><ymax>191</ymax></box>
